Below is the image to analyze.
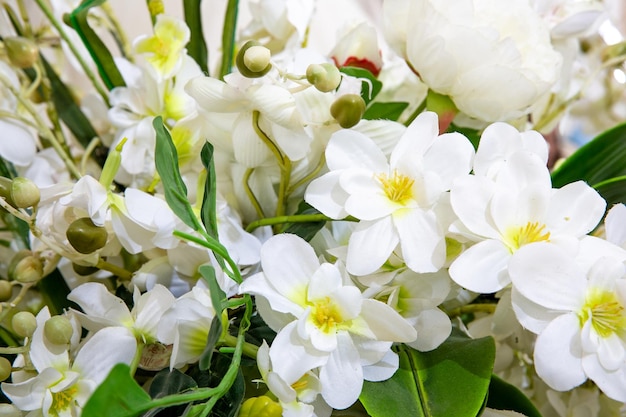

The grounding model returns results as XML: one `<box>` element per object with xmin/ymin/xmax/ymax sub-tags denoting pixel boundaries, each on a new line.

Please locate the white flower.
<box><xmin>305</xmin><ymin>112</ymin><xmax>474</xmax><ymax>275</ymax></box>
<box><xmin>384</xmin><ymin>0</ymin><xmax>563</xmax><ymax>122</ymax></box>
<box><xmin>1</xmin><ymin>307</ymin><xmax>136</xmax><ymax>416</ymax></box>
<box><xmin>509</xmin><ymin>238</ymin><xmax>626</xmax><ymax>402</ymax></box>
<box><xmin>449</xmin><ymin>151</ymin><xmax>606</xmax><ymax>293</ymax></box>
<box><xmin>239</xmin><ymin>234</ymin><xmax>416</xmax><ymax>409</ymax></box>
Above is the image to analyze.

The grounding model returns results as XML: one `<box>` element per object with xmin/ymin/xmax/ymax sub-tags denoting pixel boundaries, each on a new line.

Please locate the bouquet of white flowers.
<box><xmin>0</xmin><ymin>0</ymin><xmax>625</xmax><ymax>416</ymax></box>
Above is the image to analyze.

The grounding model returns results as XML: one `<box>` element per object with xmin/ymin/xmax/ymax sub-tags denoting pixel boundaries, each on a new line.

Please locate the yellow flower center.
<box><xmin>311</xmin><ymin>297</ymin><xmax>343</xmax><ymax>333</ymax></box>
<box><xmin>50</xmin><ymin>385</ymin><xmax>78</xmax><ymax>416</ymax></box>
<box><xmin>377</xmin><ymin>170</ymin><xmax>415</xmax><ymax>205</ymax></box>
<box><xmin>503</xmin><ymin>222</ymin><xmax>550</xmax><ymax>252</ymax></box>
<box><xmin>580</xmin><ymin>288</ymin><xmax>626</xmax><ymax>338</ymax></box>
<box><xmin>291</xmin><ymin>378</ymin><xmax>308</xmax><ymax>391</ymax></box>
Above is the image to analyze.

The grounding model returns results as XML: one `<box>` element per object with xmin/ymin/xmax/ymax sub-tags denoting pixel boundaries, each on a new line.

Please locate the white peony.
<box><xmin>383</xmin><ymin>0</ymin><xmax>563</xmax><ymax>122</ymax></box>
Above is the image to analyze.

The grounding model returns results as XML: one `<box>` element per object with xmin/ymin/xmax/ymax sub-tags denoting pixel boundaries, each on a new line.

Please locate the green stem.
<box><xmin>0</xmin><ymin>346</ymin><xmax>29</xmax><ymax>355</ymax></box>
<box><xmin>33</xmin><ymin>0</ymin><xmax>110</xmax><ymax>105</ymax></box>
<box><xmin>245</xmin><ymin>213</ymin><xmax>341</xmax><ymax>233</ymax></box>
<box><xmin>243</xmin><ymin>168</ymin><xmax>266</xmax><ymax>219</ymax></box>
<box><xmin>403</xmin><ymin>96</ymin><xmax>427</xmax><ymax>127</ymax></box>
<box><xmin>96</xmin><ymin>259</ymin><xmax>133</xmax><ymax>280</ymax></box>
<box><xmin>129</xmin><ymin>341</ymin><xmax>145</xmax><ymax>375</ymax></box>
<box><xmin>220</xmin><ymin>333</ymin><xmax>258</xmax><ymax>359</ymax></box>
<box><xmin>288</xmin><ymin>153</ymin><xmax>326</xmax><ymax>195</ymax></box>
<box><xmin>446</xmin><ymin>303</ymin><xmax>497</xmax><ymax>318</ymax></box>
<box><xmin>219</xmin><ymin>0</ymin><xmax>239</xmax><ymax>80</ymax></box>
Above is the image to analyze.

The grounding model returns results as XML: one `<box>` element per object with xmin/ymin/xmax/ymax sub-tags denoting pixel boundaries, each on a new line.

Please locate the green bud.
<box><xmin>0</xmin><ymin>177</ymin><xmax>16</xmax><ymax>208</ymax></box>
<box><xmin>236</xmin><ymin>41</ymin><xmax>272</xmax><ymax>78</ymax></box>
<box><xmin>72</xmin><ymin>263</ymin><xmax>99</xmax><ymax>276</ymax></box>
<box><xmin>8</xmin><ymin>250</ymin><xmax>43</xmax><ymax>283</ymax></box>
<box><xmin>12</xmin><ymin>311</ymin><xmax>37</xmax><ymax>338</ymax></box>
<box><xmin>0</xmin><ymin>281</ymin><xmax>12</xmax><ymax>302</ymax></box>
<box><xmin>306</xmin><ymin>63</ymin><xmax>341</xmax><ymax>93</ymax></box>
<box><xmin>0</xmin><ymin>403</ymin><xmax>22</xmax><ymax>417</ymax></box>
<box><xmin>238</xmin><ymin>396</ymin><xmax>282</xmax><ymax>417</ymax></box>
<box><xmin>330</xmin><ymin>94</ymin><xmax>366</xmax><ymax>128</ymax></box>
<box><xmin>10</xmin><ymin>177</ymin><xmax>40</xmax><ymax>208</ymax></box>
<box><xmin>44</xmin><ymin>315</ymin><xmax>73</xmax><ymax>345</ymax></box>
<box><xmin>0</xmin><ymin>357</ymin><xmax>11</xmax><ymax>381</ymax></box>
<box><xmin>66</xmin><ymin>217</ymin><xmax>108</xmax><ymax>254</ymax></box>
<box><xmin>4</xmin><ymin>36</ymin><xmax>39</xmax><ymax>69</ymax></box>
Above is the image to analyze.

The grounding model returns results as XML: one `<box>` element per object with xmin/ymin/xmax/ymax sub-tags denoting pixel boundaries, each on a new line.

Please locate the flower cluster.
<box><xmin>0</xmin><ymin>0</ymin><xmax>625</xmax><ymax>416</ymax></box>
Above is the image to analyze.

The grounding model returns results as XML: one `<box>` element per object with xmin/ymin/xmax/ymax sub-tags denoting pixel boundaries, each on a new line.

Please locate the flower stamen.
<box><xmin>580</xmin><ymin>289</ymin><xmax>626</xmax><ymax>338</ymax></box>
<box><xmin>504</xmin><ymin>222</ymin><xmax>550</xmax><ymax>252</ymax></box>
<box><xmin>311</xmin><ymin>297</ymin><xmax>342</xmax><ymax>333</ymax></box>
<box><xmin>377</xmin><ymin>170</ymin><xmax>415</xmax><ymax>205</ymax></box>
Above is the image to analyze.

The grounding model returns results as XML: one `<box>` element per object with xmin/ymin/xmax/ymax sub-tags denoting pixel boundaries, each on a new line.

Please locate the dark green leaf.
<box><xmin>592</xmin><ymin>176</ymin><xmax>626</xmax><ymax>205</ymax></box>
<box><xmin>38</xmin><ymin>268</ymin><xmax>77</xmax><ymax>316</ymax></box>
<box><xmin>199</xmin><ymin>316</ymin><xmax>223</xmax><ymax>371</ymax></box>
<box><xmin>68</xmin><ymin>0</ymin><xmax>126</xmax><ymax>89</ymax></box>
<box><xmin>282</xmin><ymin>201</ymin><xmax>326</xmax><ymax>241</ymax></box>
<box><xmin>153</xmin><ymin>117</ymin><xmax>202</xmax><ymax>231</ymax></box>
<box><xmin>487</xmin><ymin>374</ymin><xmax>542</xmax><ymax>417</ymax></box>
<box><xmin>551</xmin><ymin>122</ymin><xmax>626</xmax><ymax>188</ymax></box>
<box><xmin>200</xmin><ymin>142</ymin><xmax>218</xmax><ymax>239</ymax></box>
<box><xmin>82</xmin><ymin>363</ymin><xmax>152</xmax><ymax>417</ymax></box>
<box><xmin>142</xmin><ymin>369</ymin><xmax>198</xmax><ymax>417</ymax></box>
<box><xmin>184</xmin><ymin>0</ymin><xmax>209</xmax><ymax>74</ymax></box>
<box><xmin>199</xmin><ymin>264</ymin><xmax>226</xmax><ymax>316</ymax></box>
<box><xmin>219</xmin><ymin>0</ymin><xmax>239</xmax><ymax>80</ymax></box>
<box><xmin>363</xmin><ymin>102</ymin><xmax>409</xmax><ymax>122</ymax></box>
<box><xmin>360</xmin><ymin>329</ymin><xmax>495</xmax><ymax>417</ymax></box>
<box><xmin>340</xmin><ymin>67</ymin><xmax>382</xmax><ymax>105</ymax></box>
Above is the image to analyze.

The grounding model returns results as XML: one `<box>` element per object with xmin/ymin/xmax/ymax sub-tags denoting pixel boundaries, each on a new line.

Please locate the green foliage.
<box><xmin>360</xmin><ymin>329</ymin><xmax>495</xmax><ymax>417</ymax></box>
<box><xmin>184</xmin><ymin>0</ymin><xmax>209</xmax><ymax>74</ymax></box>
<box><xmin>363</xmin><ymin>102</ymin><xmax>409</xmax><ymax>122</ymax></box>
<box><xmin>282</xmin><ymin>202</ymin><xmax>326</xmax><ymax>241</ymax></box>
<box><xmin>37</xmin><ymin>268</ymin><xmax>76</xmax><ymax>316</ymax></box>
<box><xmin>340</xmin><ymin>67</ymin><xmax>382</xmax><ymax>105</ymax></box>
<box><xmin>67</xmin><ymin>0</ymin><xmax>126</xmax><ymax>89</ymax></box>
<box><xmin>200</xmin><ymin>143</ymin><xmax>219</xmax><ymax>240</ymax></box>
<box><xmin>487</xmin><ymin>375</ymin><xmax>542</xmax><ymax>417</ymax></box>
<box><xmin>143</xmin><ymin>369</ymin><xmax>199</xmax><ymax>417</ymax></box>
<box><xmin>219</xmin><ymin>0</ymin><xmax>240</xmax><ymax>80</ymax></box>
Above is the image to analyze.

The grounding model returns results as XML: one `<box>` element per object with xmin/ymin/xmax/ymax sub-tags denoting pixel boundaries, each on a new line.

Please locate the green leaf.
<box><xmin>200</xmin><ymin>142</ymin><xmax>218</xmax><ymax>239</ymax></box>
<box><xmin>449</xmin><ymin>124</ymin><xmax>481</xmax><ymax>150</ymax></box>
<box><xmin>184</xmin><ymin>0</ymin><xmax>209</xmax><ymax>75</ymax></box>
<box><xmin>282</xmin><ymin>202</ymin><xmax>326</xmax><ymax>241</ymax></box>
<box><xmin>591</xmin><ymin>176</ymin><xmax>626</xmax><ymax>205</ymax></box>
<box><xmin>153</xmin><ymin>117</ymin><xmax>202</xmax><ymax>232</ymax></box>
<box><xmin>360</xmin><ymin>329</ymin><xmax>495</xmax><ymax>417</ymax></box>
<box><xmin>67</xmin><ymin>0</ymin><xmax>126</xmax><ymax>89</ymax></box>
<box><xmin>199</xmin><ymin>264</ymin><xmax>227</xmax><ymax>315</ymax></box>
<box><xmin>551</xmin><ymin>122</ymin><xmax>626</xmax><ymax>189</ymax></box>
<box><xmin>199</xmin><ymin>316</ymin><xmax>223</xmax><ymax>371</ymax></box>
<box><xmin>143</xmin><ymin>369</ymin><xmax>199</xmax><ymax>417</ymax></box>
<box><xmin>487</xmin><ymin>374</ymin><xmax>542</xmax><ymax>417</ymax></box>
<box><xmin>37</xmin><ymin>268</ymin><xmax>77</xmax><ymax>316</ymax></box>
<box><xmin>363</xmin><ymin>102</ymin><xmax>409</xmax><ymax>122</ymax></box>
<box><xmin>219</xmin><ymin>0</ymin><xmax>239</xmax><ymax>79</ymax></box>
<box><xmin>340</xmin><ymin>67</ymin><xmax>382</xmax><ymax>105</ymax></box>
<box><xmin>82</xmin><ymin>363</ymin><xmax>152</xmax><ymax>417</ymax></box>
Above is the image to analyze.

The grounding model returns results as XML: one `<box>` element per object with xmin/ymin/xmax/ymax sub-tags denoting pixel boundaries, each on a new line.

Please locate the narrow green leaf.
<box><xmin>551</xmin><ymin>122</ymin><xmax>626</xmax><ymax>188</ymax></box>
<box><xmin>219</xmin><ymin>0</ymin><xmax>239</xmax><ymax>80</ymax></box>
<box><xmin>68</xmin><ymin>0</ymin><xmax>126</xmax><ymax>89</ymax></box>
<box><xmin>199</xmin><ymin>316</ymin><xmax>223</xmax><ymax>371</ymax></box>
<box><xmin>153</xmin><ymin>117</ymin><xmax>202</xmax><ymax>231</ymax></box>
<box><xmin>199</xmin><ymin>264</ymin><xmax>227</xmax><ymax>315</ymax></box>
<box><xmin>340</xmin><ymin>67</ymin><xmax>382</xmax><ymax>105</ymax></box>
<box><xmin>361</xmin><ymin>330</ymin><xmax>495</xmax><ymax>417</ymax></box>
<box><xmin>363</xmin><ymin>102</ymin><xmax>409</xmax><ymax>122</ymax></box>
<box><xmin>82</xmin><ymin>363</ymin><xmax>152</xmax><ymax>417</ymax></box>
<box><xmin>487</xmin><ymin>374</ymin><xmax>543</xmax><ymax>417</ymax></box>
<box><xmin>592</xmin><ymin>176</ymin><xmax>626</xmax><ymax>205</ymax></box>
<box><xmin>184</xmin><ymin>0</ymin><xmax>209</xmax><ymax>74</ymax></box>
<box><xmin>200</xmin><ymin>142</ymin><xmax>218</xmax><ymax>239</ymax></box>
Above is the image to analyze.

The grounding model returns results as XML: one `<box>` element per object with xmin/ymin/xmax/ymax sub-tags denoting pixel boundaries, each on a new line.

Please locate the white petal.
<box><xmin>325</xmin><ymin>130</ymin><xmax>388</xmax><ymax>172</ymax></box>
<box><xmin>320</xmin><ymin>331</ymin><xmax>362</xmax><ymax>410</ymax></box>
<box><xmin>510</xmin><ymin>288</ymin><xmax>562</xmax><ymax>334</ymax></box>
<box><xmin>305</xmin><ymin>171</ymin><xmax>349</xmax><ymax>219</ymax></box>
<box><xmin>185</xmin><ymin>76</ymin><xmax>248</xmax><ymax>112</ymax></box>
<box><xmin>239</xmin><ymin>272</ymin><xmax>304</xmax><ymax>317</ymax></box>
<box><xmin>390</xmin><ymin>111</ymin><xmax>438</xmax><ymax>167</ymax></box>
<box><xmin>133</xmin><ymin>284</ymin><xmax>175</xmax><ymax>340</ymax></box>
<box><xmin>605</xmin><ymin>204</ymin><xmax>626</xmax><ymax>247</ymax></box>
<box><xmin>0</xmin><ymin>120</ymin><xmax>37</xmax><ymax>167</ymax></box>
<box><xmin>582</xmin><ymin>355</ymin><xmax>626</xmax><ymax>402</ymax></box>
<box><xmin>362</xmin><ymin>349</ymin><xmax>399</xmax><ymax>382</ymax></box>
<box><xmin>449</xmin><ymin>239</ymin><xmax>511</xmax><ymax>293</ymax></box>
<box><xmin>68</xmin><ymin>282</ymin><xmax>133</xmax><ymax>328</ymax></box>
<box><xmin>1</xmin><ymin>367</ymin><xmax>59</xmax><ymax>411</ymax></box>
<box><xmin>394</xmin><ymin>209</ymin><xmax>445</xmax><ymax>273</ymax></box>
<box><xmin>546</xmin><ymin>181</ymin><xmax>606</xmax><ymax>236</ymax></box>
<box><xmin>406</xmin><ymin>309</ymin><xmax>452</xmax><ymax>352</ymax></box>
<box><xmin>346</xmin><ymin>218</ymin><xmax>399</xmax><ymax>276</ymax></box>
<box><xmin>360</xmin><ymin>299</ymin><xmax>417</xmax><ymax>343</ymax></box>
<box><xmin>534</xmin><ymin>313</ymin><xmax>586</xmax><ymax>391</ymax></box>
<box><xmin>450</xmin><ymin>175</ymin><xmax>499</xmax><ymax>239</ymax></box>
<box><xmin>423</xmin><ymin>132</ymin><xmax>474</xmax><ymax>189</ymax></box>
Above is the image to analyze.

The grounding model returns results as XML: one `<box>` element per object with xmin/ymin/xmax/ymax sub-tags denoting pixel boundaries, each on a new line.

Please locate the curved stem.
<box><xmin>245</xmin><ymin>213</ymin><xmax>340</xmax><ymax>233</ymax></box>
<box><xmin>446</xmin><ymin>303</ymin><xmax>497</xmax><ymax>318</ymax></box>
<box><xmin>288</xmin><ymin>153</ymin><xmax>326</xmax><ymax>195</ymax></box>
<box><xmin>96</xmin><ymin>259</ymin><xmax>133</xmax><ymax>280</ymax></box>
<box><xmin>243</xmin><ymin>168</ymin><xmax>265</xmax><ymax>219</ymax></box>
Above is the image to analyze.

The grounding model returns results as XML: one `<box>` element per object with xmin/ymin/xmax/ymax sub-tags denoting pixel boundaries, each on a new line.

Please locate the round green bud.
<box><xmin>0</xmin><ymin>403</ymin><xmax>22</xmax><ymax>417</ymax></box>
<box><xmin>66</xmin><ymin>217</ymin><xmax>108</xmax><ymax>254</ymax></box>
<box><xmin>8</xmin><ymin>251</ymin><xmax>43</xmax><ymax>283</ymax></box>
<box><xmin>0</xmin><ymin>281</ymin><xmax>12</xmax><ymax>302</ymax></box>
<box><xmin>4</xmin><ymin>36</ymin><xmax>39</xmax><ymax>69</ymax></box>
<box><xmin>0</xmin><ymin>357</ymin><xmax>11</xmax><ymax>381</ymax></box>
<box><xmin>306</xmin><ymin>63</ymin><xmax>341</xmax><ymax>92</ymax></box>
<box><xmin>330</xmin><ymin>94</ymin><xmax>366</xmax><ymax>128</ymax></box>
<box><xmin>238</xmin><ymin>396</ymin><xmax>282</xmax><ymax>417</ymax></box>
<box><xmin>236</xmin><ymin>41</ymin><xmax>272</xmax><ymax>78</ymax></box>
<box><xmin>72</xmin><ymin>262</ymin><xmax>99</xmax><ymax>276</ymax></box>
<box><xmin>10</xmin><ymin>177</ymin><xmax>40</xmax><ymax>208</ymax></box>
<box><xmin>44</xmin><ymin>315</ymin><xmax>73</xmax><ymax>345</ymax></box>
<box><xmin>0</xmin><ymin>177</ymin><xmax>16</xmax><ymax>208</ymax></box>
<box><xmin>12</xmin><ymin>311</ymin><xmax>37</xmax><ymax>338</ymax></box>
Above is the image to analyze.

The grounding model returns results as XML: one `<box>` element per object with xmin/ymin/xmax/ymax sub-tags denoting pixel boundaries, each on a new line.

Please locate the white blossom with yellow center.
<box><xmin>449</xmin><ymin>150</ymin><xmax>606</xmax><ymax>294</ymax></box>
<box><xmin>305</xmin><ymin>111</ymin><xmax>475</xmax><ymax>276</ymax></box>
<box><xmin>239</xmin><ymin>234</ymin><xmax>416</xmax><ymax>410</ymax></box>
<box><xmin>509</xmin><ymin>238</ymin><xmax>626</xmax><ymax>403</ymax></box>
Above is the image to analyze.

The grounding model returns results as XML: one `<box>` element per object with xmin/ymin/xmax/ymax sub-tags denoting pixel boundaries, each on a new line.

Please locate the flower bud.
<box><xmin>44</xmin><ymin>315</ymin><xmax>73</xmax><ymax>345</ymax></box>
<box><xmin>0</xmin><ymin>404</ymin><xmax>22</xmax><ymax>417</ymax></box>
<box><xmin>66</xmin><ymin>217</ymin><xmax>108</xmax><ymax>254</ymax></box>
<box><xmin>4</xmin><ymin>36</ymin><xmax>39</xmax><ymax>69</ymax></box>
<box><xmin>72</xmin><ymin>263</ymin><xmax>99</xmax><ymax>276</ymax></box>
<box><xmin>0</xmin><ymin>281</ymin><xmax>12</xmax><ymax>302</ymax></box>
<box><xmin>238</xmin><ymin>396</ymin><xmax>282</xmax><ymax>417</ymax></box>
<box><xmin>0</xmin><ymin>177</ymin><xmax>16</xmax><ymax>208</ymax></box>
<box><xmin>306</xmin><ymin>63</ymin><xmax>341</xmax><ymax>93</ymax></box>
<box><xmin>10</xmin><ymin>177</ymin><xmax>40</xmax><ymax>208</ymax></box>
<box><xmin>0</xmin><ymin>357</ymin><xmax>11</xmax><ymax>381</ymax></box>
<box><xmin>12</xmin><ymin>311</ymin><xmax>37</xmax><ymax>338</ymax></box>
<box><xmin>330</xmin><ymin>94</ymin><xmax>366</xmax><ymax>128</ymax></box>
<box><xmin>236</xmin><ymin>41</ymin><xmax>272</xmax><ymax>78</ymax></box>
<box><xmin>8</xmin><ymin>250</ymin><xmax>43</xmax><ymax>283</ymax></box>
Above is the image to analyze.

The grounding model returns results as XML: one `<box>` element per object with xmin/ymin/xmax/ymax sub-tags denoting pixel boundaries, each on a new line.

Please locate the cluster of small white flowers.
<box><xmin>0</xmin><ymin>0</ymin><xmax>625</xmax><ymax>416</ymax></box>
